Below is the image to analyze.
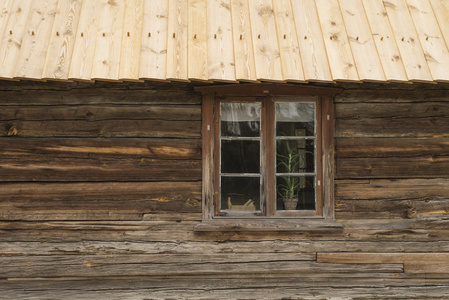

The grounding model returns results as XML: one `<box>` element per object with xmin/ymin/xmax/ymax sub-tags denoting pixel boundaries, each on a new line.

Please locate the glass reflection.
<box><xmin>221</xmin><ymin>102</ymin><xmax>261</xmax><ymax>137</ymax></box>
<box><xmin>276</xmin><ymin>102</ymin><xmax>315</xmax><ymax>136</ymax></box>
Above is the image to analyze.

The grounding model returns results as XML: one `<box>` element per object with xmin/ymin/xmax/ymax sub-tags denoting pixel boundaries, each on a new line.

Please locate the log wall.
<box><xmin>0</xmin><ymin>81</ymin><xmax>448</xmax><ymax>299</ymax></box>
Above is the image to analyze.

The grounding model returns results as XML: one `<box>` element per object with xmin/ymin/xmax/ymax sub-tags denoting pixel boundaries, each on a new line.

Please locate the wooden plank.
<box><xmin>315</xmin><ymin>0</ymin><xmax>358</xmax><ymax>81</ymax></box>
<box><xmin>336</xmin><ymin>87</ymin><xmax>449</xmax><ymax>103</ymax></box>
<box><xmin>188</xmin><ymin>0</ymin><xmax>208</xmax><ymax>81</ymax></box>
<box><xmin>0</xmin><ymin>157</ymin><xmax>201</xmax><ymax>182</ymax></box>
<box><xmin>119</xmin><ymin>0</ymin><xmax>144</xmax><ymax>81</ymax></box>
<box><xmin>336</xmin><ymin>178</ymin><xmax>449</xmax><ymax>201</ymax></box>
<box><xmin>291</xmin><ymin>0</ymin><xmax>332</xmax><ymax>82</ymax></box>
<box><xmin>166</xmin><ymin>0</ymin><xmax>188</xmax><ymax>81</ymax></box>
<box><xmin>336</xmin><ymin>102</ymin><xmax>449</xmax><ymax>138</ymax></box>
<box><xmin>0</xmin><ymin>1</ymin><xmax>32</xmax><ymax>79</ymax></box>
<box><xmin>139</xmin><ymin>0</ymin><xmax>168</xmax><ymax>80</ymax></box>
<box><xmin>0</xmin><ymin>88</ymin><xmax>201</xmax><ymax>105</ymax></box>
<box><xmin>207</xmin><ymin>0</ymin><xmax>236</xmax><ymax>82</ymax></box>
<box><xmin>272</xmin><ymin>0</ymin><xmax>304</xmax><ymax>82</ymax></box>
<box><xmin>230</xmin><ymin>0</ymin><xmax>257</xmax><ymax>82</ymax></box>
<box><xmin>430</xmin><ymin>1</ymin><xmax>449</xmax><ymax>78</ymax></box>
<box><xmin>42</xmin><ymin>0</ymin><xmax>83</xmax><ymax>81</ymax></box>
<box><xmin>1</xmin><ymin>120</ymin><xmax>201</xmax><ymax>138</ymax></box>
<box><xmin>248</xmin><ymin>0</ymin><xmax>283</xmax><ymax>81</ymax></box>
<box><xmin>0</xmin><ymin>138</ymin><xmax>201</xmax><ymax>160</ymax></box>
<box><xmin>68</xmin><ymin>0</ymin><xmax>102</xmax><ymax>81</ymax></box>
<box><xmin>0</xmin><ymin>105</ymin><xmax>201</xmax><ymax>121</ymax></box>
<box><xmin>383</xmin><ymin>0</ymin><xmax>433</xmax><ymax>82</ymax></box>
<box><xmin>361</xmin><ymin>0</ymin><xmax>407</xmax><ymax>82</ymax></box>
<box><xmin>12</xmin><ymin>0</ymin><xmax>58</xmax><ymax>80</ymax></box>
<box><xmin>339</xmin><ymin>0</ymin><xmax>385</xmax><ymax>82</ymax></box>
<box><xmin>194</xmin><ymin>220</ymin><xmax>343</xmax><ymax>232</ymax></box>
<box><xmin>318</xmin><ymin>253</ymin><xmax>449</xmax><ymax>273</ymax></box>
<box><xmin>407</xmin><ymin>0</ymin><xmax>449</xmax><ymax>82</ymax></box>
<box><xmin>0</xmin><ymin>255</ymin><xmax>402</xmax><ymax>278</ymax></box>
<box><xmin>0</xmin><ymin>0</ymin><xmax>13</xmax><ymax>66</ymax></box>
<box><xmin>91</xmin><ymin>0</ymin><xmax>126</xmax><ymax>81</ymax></box>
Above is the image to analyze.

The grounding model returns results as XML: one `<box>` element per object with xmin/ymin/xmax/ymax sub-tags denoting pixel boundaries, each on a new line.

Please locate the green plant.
<box><xmin>277</xmin><ymin>140</ymin><xmax>309</xmax><ymax>200</ymax></box>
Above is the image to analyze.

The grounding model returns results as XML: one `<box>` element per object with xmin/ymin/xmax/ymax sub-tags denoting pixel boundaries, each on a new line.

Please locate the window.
<box><xmin>195</xmin><ymin>84</ymin><xmax>341</xmax><ymax>231</ymax></box>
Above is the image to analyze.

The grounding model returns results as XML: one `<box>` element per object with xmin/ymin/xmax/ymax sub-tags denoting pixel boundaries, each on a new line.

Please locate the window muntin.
<box><xmin>216</xmin><ymin>97</ymin><xmax>321</xmax><ymax>218</ymax></box>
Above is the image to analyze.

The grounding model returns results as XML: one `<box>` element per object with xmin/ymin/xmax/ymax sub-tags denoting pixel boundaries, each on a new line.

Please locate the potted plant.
<box><xmin>277</xmin><ymin>140</ymin><xmax>308</xmax><ymax>210</ymax></box>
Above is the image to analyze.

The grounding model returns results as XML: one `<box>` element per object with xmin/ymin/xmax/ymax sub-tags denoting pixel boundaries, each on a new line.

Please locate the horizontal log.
<box><xmin>0</xmin><ymin>105</ymin><xmax>200</xmax><ymax>121</ymax></box>
<box><xmin>1</xmin><ymin>119</ymin><xmax>201</xmax><ymax>138</ymax></box>
<box><xmin>0</xmin><ymin>138</ymin><xmax>201</xmax><ymax>160</ymax></box>
<box><xmin>2</xmin><ymin>240</ymin><xmax>449</xmax><ymax>256</ymax></box>
<box><xmin>336</xmin><ymin>117</ymin><xmax>449</xmax><ymax>138</ymax></box>
<box><xmin>0</xmin><ymin>88</ymin><xmax>201</xmax><ymax>105</ymax></box>
<box><xmin>337</xmin><ymin>156</ymin><xmax>449</xmax><ymax>178</ymax></box>
<box><xmin>336</xmin><ymin>199</ymin><xmax>449</xmax><ymax>219</ymax></box>
<box><xmin>2</xmin><ymin>286</ymin><xmax>449</xmax><ymax>300</ymax></box>
<box><xmin>336</xmin><ymin>179</ymin><xmax>449</xmax><ymax>201</ymax></box>
<box><xmin>0</xmin><ymin>255</ymin><xmax>402</xmax><ymax>278</ymax></box>
<box><xmin>0</xmin><ymin>220</ymin><xmax>448</xmax><ymax>242</ymax></box>
<box><xmin>335</xmin><ymin>88</ymin><xmax>449</xmax><ymax>103</ymax></box>
<box><xmin>0</xmin><ymin>182</ymin><xmax>201</xmax><ymax>220</ymax></box>
<box><xmin>0</xmin><ymin>157</ymin><xmax>201</xmax><ymax>181</ymax></box>
<box><xmin>336</xmin><ymin>137</ymin><xmax>449</xmax><ymax>158</ymax></box>
<box><xmin>336</xmin><ymin>102</ymin><xmax>449</xmax><ymax>119</ymax></box>
<box><xmin>317</xmin><ymin>253</ymin><xmax>449</xmax><ymax>274</ymax></box>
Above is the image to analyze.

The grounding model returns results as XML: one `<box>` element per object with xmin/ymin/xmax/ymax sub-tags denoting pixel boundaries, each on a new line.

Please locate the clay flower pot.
<box><xmin>283</xmin><ymin>198</ymin><xmax>299</xmax><ymax>210</ymax></box>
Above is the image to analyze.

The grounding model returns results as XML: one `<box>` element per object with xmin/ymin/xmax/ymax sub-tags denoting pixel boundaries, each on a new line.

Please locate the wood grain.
<box><xmin>42</xmin><ymin>0</ymin><xmax>83</xmax><ymax>80</ymax></box>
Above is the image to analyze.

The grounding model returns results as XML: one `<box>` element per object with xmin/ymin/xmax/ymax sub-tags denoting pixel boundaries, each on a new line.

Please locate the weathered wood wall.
<box><xmin>0</xmin><ymin>81</ymin><xmax>448</xmax><ymax>299</ymax></box>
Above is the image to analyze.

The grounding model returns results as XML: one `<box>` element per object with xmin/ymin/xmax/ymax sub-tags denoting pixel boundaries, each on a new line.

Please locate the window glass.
<box><xmin>275</xmin><ymin>102</ymin><xmax>316</xmax><ymax>211</ymax></box>
<box><xmin>221</xmin><ymin>102</ymin><xmax>261</xmax><ymax>137</ymax></box>
<box><xmin>220</xmin><ymin>102</ymin><xmax>262</xmax><ymax>212</ymax></box>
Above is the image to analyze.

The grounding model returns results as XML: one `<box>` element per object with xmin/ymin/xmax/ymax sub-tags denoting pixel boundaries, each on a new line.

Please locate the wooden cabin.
<box><xmin>1</xmin><ymin>0</ymin><xmax>449</xmax><ymax>299</ymax></box>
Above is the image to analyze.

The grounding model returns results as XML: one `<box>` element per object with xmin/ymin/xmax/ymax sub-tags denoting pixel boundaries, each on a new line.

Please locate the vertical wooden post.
<box><xmin>321</xmin><ymin>95</ymin><xmax>335</xmax><ymax>219</ymax></box>
<box><xmin>202</xmin><ymin>93</ymin><xmax>215</xmax><ymax>219</ymax></box>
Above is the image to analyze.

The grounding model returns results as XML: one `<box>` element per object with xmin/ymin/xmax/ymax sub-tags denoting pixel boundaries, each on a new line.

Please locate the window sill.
<box><xmin>193</xmin><ymin>219</ymin><xmax>344</xmax><ymax>232</ymax></box>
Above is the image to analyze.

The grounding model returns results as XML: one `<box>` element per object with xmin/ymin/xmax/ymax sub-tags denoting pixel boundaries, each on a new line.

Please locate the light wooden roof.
<box><xmin>1</xmin><ymin>0</ymin><xmax>449</xmax><ymax>83</ymax></box>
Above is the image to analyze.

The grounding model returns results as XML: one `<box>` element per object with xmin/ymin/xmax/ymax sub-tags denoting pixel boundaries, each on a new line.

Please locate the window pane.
<box><xmin>221</xmin><ymin>102</ymin><xmax>261</xmax><ymax>137</ymax></box>
<box><xmin>276</xmin><ymin>102</ymin><xmax>315</xmax><ymax>136</ymax></box>
<box><xmin>221</xmin><ymin>177</ymin><xmax>260</xmax><ymax>211</ymax></box>
<box><xmin>221</xmin><ymin>140</ymin><xmax>260</xmax><ymax>173</ymax></box>
<box><xmin>276</xmin><ymin>176</ymin><xmax>315</xmax><ymax>210</ymax></box>
<box><xmin>276</xmin><ymin>139</ymin><xmax>315</xmax><ymax>174</ymax></box>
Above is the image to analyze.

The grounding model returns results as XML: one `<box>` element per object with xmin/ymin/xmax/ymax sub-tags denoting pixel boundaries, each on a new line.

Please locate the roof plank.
<box><xmin>272</xmin><ymin>0</ymin><xmax>305</xmax><ymax>82</ymax></box>
<box><xmin>407</xmin><ymin>0</ymin><xmax>449</xmax><ymax>82</ymax></box>
<box><xmin>42</xmin><ymin>0</ymin><xmax>83</xmax><ymax>81</ymax></box>
<box><xmin>119</xmin><ymin>0</ymin><xmax>144</xmax><ymax>81</ymax></box>
<box><xmin>430</xmin><ymin>0</ymin><xmax>449</xmax><ymax>65</ymax></box>
<box><xmin>339</xmin><ymin>0</ymin><xmax>385</xmax><ymax>82</ymax></box>
<box><xmin>0</xmin><ymin>0</ymin><xmax>13</xmax><ymax>67</ymax></box>
<box><xmin>383</xmin><ymin>0</ymin><xmax>433</xmax><ymax>82</ymax></box>
<box><xmin>207</xmin><ymin>0</ymin><xmax>236</xmax><ymax>82</ymax></box>
<box><xmin>248</xmin><ymin>0</ymin><xmax>283</xmax><ymax>82</ymax></box>
<box><xmin>188</xmin><ymin>0</ymin><xmax>208</xmax><ymax>81</ymax></box>
<box><xmin>315</xmin><ymin>0</ymin><xmax>359</xmax><ymax>82</ymax></box>
<box><xmin>139</xmin><ymin>0</ymin><xmax>168</xmax><ymax>81</ymax></box>
<box><xmin>361</xmin><ymin>0</ymin><xmax>407</xmax><ymax>82</ymax></box>
<box><xmin>68</xmin><ymin>0</ymin><xmax>103</xmax><ymax>81</ymax></box>
<box><xmin>13</xmin><ymin>0</ymin><xmax>59</xmax><ymax>80</ymax></box>
<box><xmin>91</xmin><ymin>0</ymin><xmax>126</xmax><ymax>81</ymax></box>
<box><xmin>230</xmin><ymin>0</ymin><xmax>257</xmax><ymax>82</ymax></box>
<box><xmin>166</xmin><ymin>0</ymin><xmax>188</xmax><ymax>81</ymax></box>
<box><xmin>291</xmin><ymin>0</ymin><xmax>332</xmax><ymax>82</ymax></box>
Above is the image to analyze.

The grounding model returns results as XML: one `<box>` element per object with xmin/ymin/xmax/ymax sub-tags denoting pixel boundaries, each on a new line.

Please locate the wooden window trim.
<box><xmin>194</xmin><ymin>84</ymin><xmax>343</xmax><ymax>232</ymax></box>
